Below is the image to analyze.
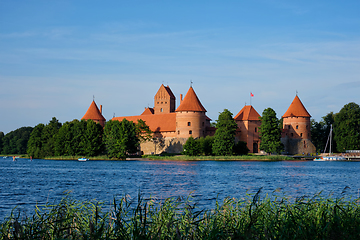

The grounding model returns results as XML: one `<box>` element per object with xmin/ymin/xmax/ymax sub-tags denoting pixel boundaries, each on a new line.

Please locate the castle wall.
<box><xmin>282</xmin><ymin>117</ymin><xmax>311</xmax><ymax>139</ymax></box>
<box><xmin>281</xmin><ymin>116</ymin><xmax>315</xmax><ymax>154</ymax></box>
<box><xmin>140</xmin><ymin>137</ymin><xmax>188</xmax><ymax>155</ymax></box>
<box><xmin>236</xmin><ymin>120</ymin><xmax>260</xmax><ymax>153</ymax></box>
<box><xmin>176</xmin><ymin>111</ymin><xmax>206</xmax><ymax>138</ymax></box>
<box><xmin>281</xmin><ymin>137</ymin><xmax>316</xmax><ymax>155</ymax></box>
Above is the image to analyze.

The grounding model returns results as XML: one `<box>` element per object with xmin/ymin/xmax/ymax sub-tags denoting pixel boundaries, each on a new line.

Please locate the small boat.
<box><xmin>314</xmin><ymin>156</ymin><xmax>347</xmax><ymax>161</ymax></box>
<box><xmin>78</xmin><ymin>158</ymin><xmax>88</xmax><ymax>162</ymax></box>
<box><xmin>314</xmin><ymin>124</ymin><xmax>348</xmax><ymax>161</ymax></box>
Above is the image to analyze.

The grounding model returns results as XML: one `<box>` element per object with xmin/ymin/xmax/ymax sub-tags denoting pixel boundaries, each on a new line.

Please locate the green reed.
<box><xmin>1</xmin><ymin>191</ymin><xmax>360</xmax><ymax>239</ymax></box>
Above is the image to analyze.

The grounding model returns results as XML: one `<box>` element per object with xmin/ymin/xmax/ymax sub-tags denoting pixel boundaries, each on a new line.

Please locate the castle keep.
<box><xmin>82</xmin><ymin>84</ymin><xmax>315</xmax><ymax>155</ymax></box>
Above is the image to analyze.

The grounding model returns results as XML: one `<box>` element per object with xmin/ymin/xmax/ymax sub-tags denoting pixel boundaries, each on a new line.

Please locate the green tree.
<box><xmin>212</xmin><ymin>109</ymin><xmax>238</xmax><ymax>156</ymax></box>
<box><xmin>83</xmin><ymin>120</ymin><xmax>104</xmax><ymax>156</ymax></box>
<box><xmin>41</xmin><ymin>117</ymin><xmax>62</xmax><ymax>157</ymax></box>
<box><xmin>1</xmin><ymin>127</ymin><xmax>33</xmax><ymax>154</ymax></box>
<box><xmin>199</xmin><ymin>135</ymin><xmax>214</xmax><ymax>156</ymax></box>
<box><xmin>0</xmin><ymin>131</ymin><xmax>4</xmax><ymax>153</ymax></box>
<box><xmin>27</xmin><ymin>124</ymin><xmax>45</xmax><ymax>158</ymax></box>
<box><xmin>334</xmin><ymin>102</ymin><xmax>360</xmax><ymax>152</ymax></box>
<box><xmin>233</xmin><ymin>141</ymin><xmax>250</xmax><ymax>155</ymax></box>
<box><xmin>104</xmin><ymin>119</ymin><xmax>139</xmax><ymax>159</ymax></box>
<box><xmin>259</xmin><ymin>108</ymin><xmax>283</xmax><ymax>154</ymax></box>
<box><xmin>310</xmin><ymin>119</ymin><xmax>325</xmax><ymax>153</ymax></box>
<box><xmin>135</xmin><ymin>119</ymin><xmax>153</xmax><ymax>142</ymax></box>
<box><xmin>183</xmin><ymin>136</ymin><xmax>201</xmax><ymax>156</ymax></box>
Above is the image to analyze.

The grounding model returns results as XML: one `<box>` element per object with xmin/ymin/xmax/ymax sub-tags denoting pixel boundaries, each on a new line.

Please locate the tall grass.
<box><xmin>1</xmin><ymin>191</ymin><xmax>360</xmax><ymax>239</ymax></box>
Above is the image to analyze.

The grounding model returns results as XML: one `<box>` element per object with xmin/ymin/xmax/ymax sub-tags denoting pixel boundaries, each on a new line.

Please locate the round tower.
<box><xmin>281</xmin><ymin>95</ymin><xmax>315</xmax><ymax>154</ymax></box>
<box><xmin>282</xmin><ymin>95</ymin><xmax>311</xmax><ymax>140</ymax></box>
<box><xmin>175</xmin><ymin>87</ymin><xmax>207</xmax><ymax>138</ymax></box>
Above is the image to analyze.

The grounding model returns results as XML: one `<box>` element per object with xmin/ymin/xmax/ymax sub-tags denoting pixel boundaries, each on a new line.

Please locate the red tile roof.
<box><xmin>82</xmin><ymin>101</ymin><xmax>106</xmax><ymax>121</ymax></box>
<box><xmin>234</xmin><ymin>105</ymin><xmax>261</xmax><ymax>121</ymax></box>
<box><xmin>175</xmin><ymin>87</ymin><xmax>206</xmax><ymax>112</ymax></box>
<box><xmin>141</xmin><ymin>107</ymin><xmax>154</xmax><ymax>115</ymax></box>
<box><xmin>112</xmin><ymin>113</ymin><xmax>176</xmax><ymax>132</ymax></box>
<box><xmin>282</xmin><ymin>96</ymin><xmax>311</xmax><ymax>118</ymax></box>
<box><xmin>165</xmin><ymin>86</ymin><xmax>176</xmax><ymax>99</ymax></box>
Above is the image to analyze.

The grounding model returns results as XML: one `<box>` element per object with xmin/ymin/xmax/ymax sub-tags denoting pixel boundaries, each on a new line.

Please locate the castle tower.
<box><xmin>234</xmin><ymin>105</ymin><xmax>261</xmax><ymax>153</ymax></box>
<box><xmin>153</xmin><ymin>84</ymin><xmax>176</xmax><ymax>114</ymax></box>
<box><xmin>82</xmin><ymin>100</ymin><xmax>106</xmax><ymax>127</ymax></box>
<box><xmin>175</xmin><ymin>87</ymin><xmax>207</xmax><ymax>138</ymax></box>
<box><xmin>281</xmin><ymin>95</ymin><xmax>315</xmax><ymax>154</ymax></box>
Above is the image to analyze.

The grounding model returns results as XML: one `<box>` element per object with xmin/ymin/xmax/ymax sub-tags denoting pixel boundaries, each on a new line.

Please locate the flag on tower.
<box><xmin>250</xmin><ymin>92</ymin><xmax>254</xmax><ymax>97</ymax></box>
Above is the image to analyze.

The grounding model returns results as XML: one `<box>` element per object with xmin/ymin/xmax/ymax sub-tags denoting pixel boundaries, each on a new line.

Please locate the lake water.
<box><xmin>1</xmin><ymin>158</ymin><xmax>360</xmax><ymax>220</ymax></box>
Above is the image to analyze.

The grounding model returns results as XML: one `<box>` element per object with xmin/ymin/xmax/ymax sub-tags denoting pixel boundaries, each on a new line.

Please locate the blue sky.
<box><xmin>1</xmin><ymin>0</ymin><xmax>359</xmax><ymax>134</ymax></box>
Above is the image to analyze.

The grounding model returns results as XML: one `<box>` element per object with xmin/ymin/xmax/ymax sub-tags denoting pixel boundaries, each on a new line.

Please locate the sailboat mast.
<box><xmin>329</xmin><ymin>124</ymin><xmax>332</xmax><ymax>155</ymax></box>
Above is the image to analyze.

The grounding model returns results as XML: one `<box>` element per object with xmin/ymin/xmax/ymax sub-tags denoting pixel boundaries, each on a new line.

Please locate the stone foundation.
<box><xmin>140</xmin><ymin>137</ymin><xmax>188</xmax><ymax>155</ymax></box>
<box><xmin>281</xmin><ymin>137</ymin><xmax>316</xmax><ymax>155</ymax></box>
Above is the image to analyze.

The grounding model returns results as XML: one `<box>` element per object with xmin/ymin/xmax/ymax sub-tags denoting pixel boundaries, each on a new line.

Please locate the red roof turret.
<box><xmin>282</xmin><ymin>96</ymin><xmax>311</xmax><ymax>118</ymax></box>
<box><xmin>234</xmin><ymin>105</ymin><xmax>260</xmax><ymax>121</ymax></box>
<box><xmin>175</xmin><ymin>87</ymin><xmax>206</xmax><ymax>112</ymax></box>
<box><xmin>82</xmin><ymin>101</ymin><xmax>106</xmax><ymax>121</ymax></box>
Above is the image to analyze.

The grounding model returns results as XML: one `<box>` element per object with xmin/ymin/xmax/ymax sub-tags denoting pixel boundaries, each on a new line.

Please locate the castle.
<box><xmin>82</xmin><ymin>84</ymin><xmax>315</xmax><ymax>155</ymax></box>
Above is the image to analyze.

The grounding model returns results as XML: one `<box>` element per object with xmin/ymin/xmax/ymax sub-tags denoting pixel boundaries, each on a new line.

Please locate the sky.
<box><xmin>1</xmin><ymin>0</ymin><xmax>359</xmax><ymax>134</ymax></box>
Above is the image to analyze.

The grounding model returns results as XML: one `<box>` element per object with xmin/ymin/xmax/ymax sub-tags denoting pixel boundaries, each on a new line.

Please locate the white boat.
<box><xmin>314</xmin><ymin>156</ymin><xmax>347</xmax><ymax>161</ymax></box>
<box><xmin>314</xmin><ymin>124</ymin><xmax>348</xmax><ymax>161</ymax></box>
<box><xmin>78</xmin><ymin>158</ymin><xmax>88</xmax><ymax>161</ymax></box>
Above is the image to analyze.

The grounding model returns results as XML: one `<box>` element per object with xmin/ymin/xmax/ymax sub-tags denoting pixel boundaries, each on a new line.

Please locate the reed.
<box><xmin>1</xmin><ymin>191</ymin><xmax>360</xmax><ymax>239</ymax></box>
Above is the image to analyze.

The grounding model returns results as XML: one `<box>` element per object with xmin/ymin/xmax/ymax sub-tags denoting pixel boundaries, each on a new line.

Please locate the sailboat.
<box><xmin>314</xmin><ymin>124</ymin><xmax>347</xmax><ymax>161</ymax></box>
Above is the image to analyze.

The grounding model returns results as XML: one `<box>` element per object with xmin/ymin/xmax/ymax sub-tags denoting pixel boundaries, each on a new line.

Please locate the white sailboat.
<box><xmin>314</xmin><ymin>124</ymin><xmax>347</xmax><ymax>161</ymax></box>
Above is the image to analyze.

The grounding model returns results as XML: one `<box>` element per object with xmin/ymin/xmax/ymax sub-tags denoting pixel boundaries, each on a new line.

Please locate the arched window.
<box><xmin>189</xmin><ymin>130</ymin><xmax>192</xmax><ymax>135</ymax></box>
<box><xmin>187</xmin><ymin>122</ymin><xmax>191</xmax><ymax>126</ymax></box>
<box><xmin>296</xmin><ymin>125</ymin><xmax>299</xmax><ymax>129</ymax></box>
<box><xmin>160</xmin><ymin>108</ymin><xmax>163</xmax><ymax>112</ymax></box>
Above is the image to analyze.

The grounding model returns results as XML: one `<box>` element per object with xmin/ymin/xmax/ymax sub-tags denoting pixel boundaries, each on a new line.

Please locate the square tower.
<box><xmin>154</xmin><ymin>84</ymin><xmax>176</xmax><ymax>114</ymax></box>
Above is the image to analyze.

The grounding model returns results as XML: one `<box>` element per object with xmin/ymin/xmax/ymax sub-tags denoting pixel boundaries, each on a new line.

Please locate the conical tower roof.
<box><xmin>282</xmin><ymin>95</ymin><xmax>311</xmax><ymax>118</ymax></box>
<box><xmin>82</xmin><ymin>101</ymin><xmax>106</xmax><ymax>121</ymax></box>
<box><xmin>234</xmin><ymin>105</ymin><xmax>260</xmax><ymax>121</ymax></box>
<box><xmin>175</xmin><ymin>87</ymin><xmax>206</xmax><ymax>112</ymax></box>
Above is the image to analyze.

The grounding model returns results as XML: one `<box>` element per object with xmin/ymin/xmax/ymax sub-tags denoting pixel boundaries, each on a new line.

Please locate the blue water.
<box><xmin>1</xmin><ymin>158</ymin><xmax>360</xmax><ymax>220</ymax></box>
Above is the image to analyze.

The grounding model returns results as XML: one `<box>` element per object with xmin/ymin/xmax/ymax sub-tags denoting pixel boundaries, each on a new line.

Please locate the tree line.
<box><xmin>25</xmin><ymin>117</ymin><xmax>152</xmax><ymax>159</ymax></box>
<box><xmin>311</xmin><ymin>102</ymin><xmax>360</xmax><ymax>153</ymax></box>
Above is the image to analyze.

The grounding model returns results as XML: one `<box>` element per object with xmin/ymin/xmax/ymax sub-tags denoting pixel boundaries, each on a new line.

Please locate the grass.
<box><xmin>145</xmin><ymin>154</ymin><xmax>294</xmax><ymax>161</ymax></box>
<box><xmin>1</xmin><ymin>191</ymin><xmax>360</xmax><ymax>239</ymax></box>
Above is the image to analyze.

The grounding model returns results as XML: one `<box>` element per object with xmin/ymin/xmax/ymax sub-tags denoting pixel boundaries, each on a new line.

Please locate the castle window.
<box><xmin>157</xmin><ymin>102</ymin><xmax>159</xmax><ymax>104</ymax></box>
<box><xmin>188</xmin><ymin>122</ymin><xmax>191</xmax><ymax>126</ymax></box>
<box><xmin>291</xmin><ymin>133</ymin><xmax>294</xmax><ymax>137</ymax></box>
<box><xmin>288</xmin><ymin>125</ymin><xmax>291</xmax><ymax>129</ymax></box>
<box><xmin>255</xmin><ymin>127</ymin><xmax>257</xmax><ymax>132</ymax></box>
<box><xmin>165</xmin><ymin>102</ymin><xmax>167</xmax><ymax>104</ymax></box>
<box><xmin>161</xmin><ymin>108</ymin><xmax>163</xmax><ymax>112</ymax></box>
<box><xmin>189</xmin><ymin>130</ymin><xmax>192</xmax><ymax>135</ymax></box>
<box><xmin>161</xmin><ymin>102</ymin><xmax>163</xmax><ymax>104</ymax></box>
<box><xmin>296</xmin><ymin>125</ymin><xmax>298</xmax><ymax>129</ymax></box>
<box><xmin>178</xmin><ymin>131</ymin><xmax>180</xmax><ymax>134</ymax></box>
<box><xmin>300</xmin><ymin>133</ymin><xmax>303</xmax><ymax>137</ymax></box>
